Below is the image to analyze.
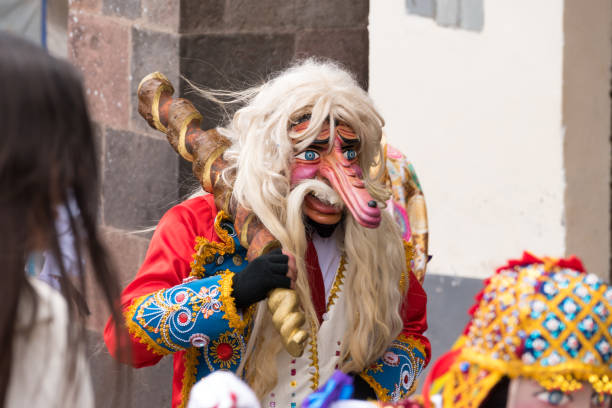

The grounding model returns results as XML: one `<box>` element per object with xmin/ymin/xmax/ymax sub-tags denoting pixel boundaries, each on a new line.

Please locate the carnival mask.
<box><xmin>289</xmin><ymin>117</ymin><xmax>381</xmax><ymax>229</ymax></box>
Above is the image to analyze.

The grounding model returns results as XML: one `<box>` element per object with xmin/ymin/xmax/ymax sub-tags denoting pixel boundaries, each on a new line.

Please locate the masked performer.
<box><xmin>104</xmin><ymin>60</ymin><xmax>430</xmax><ymax>408</ymax></box>
<box><xmin>421</xmin><ymin>253</ymin><xmax>612</xmax><ymax>408</ymax></box>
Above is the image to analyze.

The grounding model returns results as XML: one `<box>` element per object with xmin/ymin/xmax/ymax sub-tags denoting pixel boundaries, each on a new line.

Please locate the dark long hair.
<box><xmin>0</xmin><ymin>32</ymin><xmax>124</xmax><ymax>403</ymax></box>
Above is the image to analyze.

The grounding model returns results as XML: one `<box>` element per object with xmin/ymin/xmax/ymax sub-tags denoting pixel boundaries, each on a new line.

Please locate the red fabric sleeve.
<box><xmin>400</xmin><ymin>270</ymin><xmax>431</xmax><ymax>365</ymax></box>
<box><xmin>104</xmin><ymin>194</ymin><xmax>219</xmax><ymax>368</ymax></box>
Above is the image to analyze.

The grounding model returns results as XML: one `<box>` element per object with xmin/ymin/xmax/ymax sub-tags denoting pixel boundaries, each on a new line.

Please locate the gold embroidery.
<box><xmin>441</xmin><ymin>261</ymin><xmax>612</xmax><ymax>407</ymax></box>
<box><xmin>358</xmin><ymin>334</ymin><xmax>427</xmax><ymax>401</ymax></box>
<box><xmin>397</xmin><ymin>333</ymin><xmax>428</xmax><ymax>358</ymax></box>
<box><xmin>210</xmin><ymin>331</ymin><xmax>242</xmax><ymax>369</ymax></box>
<box><xmin>359</xmin><ymin>372</ymin><xmax>392</xmax><ymax>402</ymax></box>
<box><xmin>124</xmin><ymin>294</ymin><xmax>172</xmax><ymax>356</ymax></box>
<box><xmin>305</xmin><ymin>253</ymin><xmax>348</xmax><ymax>390</ymax></box>
<box><xmin>139</xmin><ymin>211</ymin><xmax>245</xmax><ymax>408</ymax></box>
<box><xmin>456</xmin><ymin>349</ymin><xmax>612</xmax><ymax>394</ymax></box>
<box><xmin>133</xmin><ymin>289</ymin><xmax>187</xmax><ymax>352</ymax></box>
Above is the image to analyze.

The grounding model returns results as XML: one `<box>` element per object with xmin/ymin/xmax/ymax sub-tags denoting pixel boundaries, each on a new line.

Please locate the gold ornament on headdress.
<box><xmin>433</xmin><ymin>253</ymin><xmax>612</xmax><ymax>408</ymax></box>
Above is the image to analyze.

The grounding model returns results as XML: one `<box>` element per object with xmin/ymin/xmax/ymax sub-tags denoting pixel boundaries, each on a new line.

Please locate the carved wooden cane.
<box><xmin>137</xmin><ymin>72</ymin><xmax>308</xmax><ymax>357</ymax></box>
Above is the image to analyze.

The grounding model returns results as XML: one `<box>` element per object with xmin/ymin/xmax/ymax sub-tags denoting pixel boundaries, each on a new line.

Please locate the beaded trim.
<box><xmin>435</xmin><ymin>255</ymin><xmax>612</xmax><ymax>407</ymax></box>
<box><xmin>397</xmin><ymin>333</ymin><xmax>428</xmax><ymax>358</ymax></box>
<box><xmin>124</xmin><ymin>293</ymin><xmax>172</xmax><ymax>356</ymax></box>
<box><xmin>457</xmin><ymin>348</ymin><xmax>612</xmax><ymax>394</ymax></box>
<box><xmin>308</xmin><ymin>320</ymin><xmax>320</xmax><ymax>390</ymax></box>
<box><xmin>307</xmin><ymin>254</ymin><xmax>347</xmax><ymax>391</ymax></box>
<box><xmin>359</xmin><ymin>334</ymin><xmax>428</xmax><ymax>401</ymax></box>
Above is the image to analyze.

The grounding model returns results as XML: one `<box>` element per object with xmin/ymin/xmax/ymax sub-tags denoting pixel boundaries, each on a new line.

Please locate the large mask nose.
<box><xmin>318</xmin><ymin>154</ymin><xmax>381</xmax><ymax>229</ymax></box>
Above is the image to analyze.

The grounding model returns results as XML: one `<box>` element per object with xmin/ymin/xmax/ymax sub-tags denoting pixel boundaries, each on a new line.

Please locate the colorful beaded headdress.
<box><xmin>423</xmin><ymin>252</ymin><xmax>612</xmax><ymax>408</ymax></box>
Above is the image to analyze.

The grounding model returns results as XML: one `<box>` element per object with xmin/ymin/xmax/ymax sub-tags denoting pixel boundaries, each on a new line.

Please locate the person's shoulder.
<box><xmin>161</xmin><ymin>194</ymin><xmax>216</xmax><ymax>223</ymax></box>
<box><xmin>8</xmin><ymin>279</ymin><xmax>94</xmax><ymax>408</ymax></box>
<box><xmin>156</xmin><ymin>193</ymin><xmax>218</xmax><ymax>239</ymax></box>
<box><xmin>17</xmin><ymin>278</ymin><xmax>68</xmax><ymax>330</ymax></box>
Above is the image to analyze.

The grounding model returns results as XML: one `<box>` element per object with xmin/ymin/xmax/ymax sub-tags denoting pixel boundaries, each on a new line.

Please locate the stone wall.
<box><xmin>67</xmin><ymin>1</ymin><xmax>370</xmax><ymax>405</ymax></box>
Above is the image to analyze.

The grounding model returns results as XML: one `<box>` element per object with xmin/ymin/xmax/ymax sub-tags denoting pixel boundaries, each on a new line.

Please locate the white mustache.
<box><xmin>288</xmin><ymin>179</ymin><xmax>344</xmax><ymax>209</ymax></box>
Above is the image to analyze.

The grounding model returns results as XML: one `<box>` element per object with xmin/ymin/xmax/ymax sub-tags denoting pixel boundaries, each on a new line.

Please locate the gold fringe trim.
<box><xmin>447</xmin><ymin>348</ymin><xmax>612</xmax><ymax>406</ymax></box>
<box><xmin>178</xmin><ymin>347</ymin><xmax>200</xmax><ymax>408</ymax></box>
<box><xmin>190</xmin><ymin>211</ymin><xmax>236</xmax><ymax>278</ymax></box>
<box><xmin>309</xmin><ymin>320</ymin><xmax>320</xmax><ymax>390</ymax></box>
<box><xmin>397</xmin><ymin>333</ymin><xmax>428</xmax><ymax>359</ymax></box>
<box><xmin>463</xmin><ymin>348</ymin><xmax>612</xmax><ymax>393</ymax></box>
<box><xmin>219</xmin><ymin>270</ymin><xmax>246</xmax><ymax>331</ymax></box>
<box><xmin>326</xmin><ymin>255</ymin><xmax>346</xmax><ymax>310</ymax></box>
<box><xmin>123</xmin><ymin>293</ymin><xmax>171</xmax><ymax>357</ymax></box>
<box><xmin>359</xmin><ymin>372</ymin><xmax>392</xmax><ymax>402</ymax></box>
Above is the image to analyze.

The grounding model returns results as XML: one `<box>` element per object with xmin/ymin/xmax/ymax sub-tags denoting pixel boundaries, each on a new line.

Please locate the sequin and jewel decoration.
<box><xmin>434</xmin><ymin>253</ymin><xmax>612</xmax><ymax>408</ymax></box>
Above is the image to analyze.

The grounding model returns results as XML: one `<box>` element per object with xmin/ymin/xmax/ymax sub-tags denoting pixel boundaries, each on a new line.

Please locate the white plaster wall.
<box><xmin>370</xmin><ymin>0</ymin><xmax>566</xmax><ymax>278</ymax></box>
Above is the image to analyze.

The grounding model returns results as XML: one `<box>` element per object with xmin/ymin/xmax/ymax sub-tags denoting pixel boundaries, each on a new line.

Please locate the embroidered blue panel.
<box><xmin>362</xmin><ymin>336</ymin><xmax>427</xmax><ymax>401</ymax></box>
<box><xmin>128</xmin><ymin>221</ymin><xmax>251</xmax><ymax>364</ymax></box>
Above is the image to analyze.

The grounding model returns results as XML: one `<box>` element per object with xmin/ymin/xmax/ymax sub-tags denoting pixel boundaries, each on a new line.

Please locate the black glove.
<box><xmin>351</xmin><ymin>373</ymin><xmax>377</xmax><ymax>400</ymax></box>
<box><xmin>232</xmin><ymin>248</ymin><xmax>292</xmax><ymax>309</ymax></box>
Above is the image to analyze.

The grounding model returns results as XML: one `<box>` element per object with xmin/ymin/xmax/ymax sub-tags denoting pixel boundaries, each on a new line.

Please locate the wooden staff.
<box><xmin>137</xmin><ymin>72</ymin><xmax>307</xmax><ymax>357</ymax></box>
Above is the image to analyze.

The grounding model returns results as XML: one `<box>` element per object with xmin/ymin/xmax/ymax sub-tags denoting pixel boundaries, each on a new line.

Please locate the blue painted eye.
<box><xmin>343</xmin><ymin>149</ymin><xmax>357</xmax><ymax>160</ymax></box>
<box><xmin>535</xmin><ymin>390</ymin><xmax>571</xmax><ymax>406</ymax></box>
<box><xmin>296</xmin><ymin>150</ymin><xmax>320</xmax><ymax>161</ymax></box>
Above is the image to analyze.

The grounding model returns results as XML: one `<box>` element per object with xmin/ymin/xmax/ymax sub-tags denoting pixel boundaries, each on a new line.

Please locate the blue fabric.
<box><xmin>129</xmin><ymin>223</ymin><xmax>251</xmax><ymax>358</ymax></box>
<box><xmin>131</xmin><ymin>275</ymin><xmax>234</xmax><ymax>353</ymax></box>
<box><xmin>362</xmin><ymin>337</ymin><xmax>427</xmax><ymax>401</ymax></box>
<box><xmin>302</xmin><ymin>371</ymin><xmax>354</xmax><ymax>408</ymax></box>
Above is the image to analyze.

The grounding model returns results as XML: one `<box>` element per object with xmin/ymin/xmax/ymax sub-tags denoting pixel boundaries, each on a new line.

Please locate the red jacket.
<box><xmin>105</xmin><ymin>194</ymin><xmax>430</xmax><ymax>407</ymax></box>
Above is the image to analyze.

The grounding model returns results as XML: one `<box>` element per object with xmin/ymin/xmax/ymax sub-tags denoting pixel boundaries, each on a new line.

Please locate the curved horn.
<box><xmin>137</xmin><ymin>72</ymin><xmax>308</xmax><ymax>357</ymax></box>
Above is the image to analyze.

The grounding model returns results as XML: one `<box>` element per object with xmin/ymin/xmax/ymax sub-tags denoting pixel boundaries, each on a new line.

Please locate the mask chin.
<box><xmin>305</xmin><ymin>215</ymin><xmax>342</xmax><ymax>238</ymax></box>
